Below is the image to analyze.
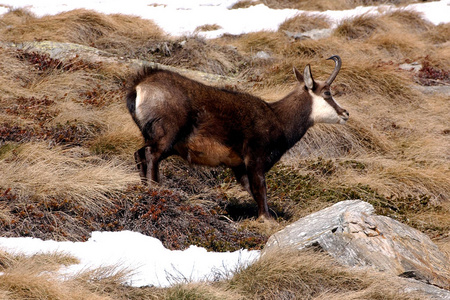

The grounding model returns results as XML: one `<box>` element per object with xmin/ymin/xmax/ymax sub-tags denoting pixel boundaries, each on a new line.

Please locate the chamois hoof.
<box><xmin>256</xmin><ymin>214</ymin><xmax>274</xmax><ymax>223</ymax></box>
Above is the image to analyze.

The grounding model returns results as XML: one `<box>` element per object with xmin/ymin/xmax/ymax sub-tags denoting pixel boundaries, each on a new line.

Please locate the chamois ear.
<box><xmin>303</xmin><ymin>64</ymin><xmax>315</xmax><ymax>90</ymax></box>
<box><xmin>293</xmin><ymin>67</ymin><xmax>303</xmax><ymax>83</ymax></box>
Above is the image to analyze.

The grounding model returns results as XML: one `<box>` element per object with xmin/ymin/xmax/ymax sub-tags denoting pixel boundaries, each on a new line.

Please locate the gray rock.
<box><xmin>1</xmin><ymin>41</ymin><xmax>238</xmax><ymax>86</ymax></box>
<box><xmin>400</xmin><ymin>278</ymin><xmax>450</xmax><ymax>300</ymax></box>
<box><xmin>399</xmin><ymin>61</ymin><xmax>422</xmax><ymax>72</ymax></box>
<box><xmin>284</xmin><ymin>28</ymin><xmax>333</xmax><ymax>40</ymax></box>
<box><xmin>254</xmin><ymin>51</ymin><xmax>271</xmax><ymax>60</ymax></box>
<box><xmin>264</xmin><ymin>200</ymin><xmax>450</xmax><ymax>291</ymax></box>
<box><xmin>415</xmin><ymin>85</ymin><xmax>450</xmax><ymax>97</ymax></box>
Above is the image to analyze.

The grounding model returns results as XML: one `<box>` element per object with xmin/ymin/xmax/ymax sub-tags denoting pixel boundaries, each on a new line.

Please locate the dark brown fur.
<box><xmin>126</xmin><ymin>58</ymin><xmax>347</xmax><ymax>218</ymax></box>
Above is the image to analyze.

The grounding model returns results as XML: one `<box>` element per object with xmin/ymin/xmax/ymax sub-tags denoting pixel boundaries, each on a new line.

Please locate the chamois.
<box><xmin>126</xmin><ymin>55</ymin><xmax>349</xmax><ymax>219</ymax></box>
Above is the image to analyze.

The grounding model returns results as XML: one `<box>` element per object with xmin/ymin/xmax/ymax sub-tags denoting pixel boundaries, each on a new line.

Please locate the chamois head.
<box><xmin>294</xmin><ymin>55</ymin><xmax>349</xmax><ymax>125</ymax></box>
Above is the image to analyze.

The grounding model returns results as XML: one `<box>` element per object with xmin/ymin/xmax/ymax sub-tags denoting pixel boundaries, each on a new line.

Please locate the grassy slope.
<box><xmin>0</xmin><ymin>4</ymin><xmax>449</xmax><ymax>299</ymax></box>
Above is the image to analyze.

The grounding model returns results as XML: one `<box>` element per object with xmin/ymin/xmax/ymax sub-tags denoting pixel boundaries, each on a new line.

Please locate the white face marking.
<box><xmin>309</xmin><ymin>90</ymin><xmax>346</xmax><ymax>124</ymax></box>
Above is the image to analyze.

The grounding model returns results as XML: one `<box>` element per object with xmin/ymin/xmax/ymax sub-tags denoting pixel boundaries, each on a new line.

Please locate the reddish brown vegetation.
<box><xmin>0</xmin><ymin>186</ymin><xmax>267</xmax><ymax>251</ymax></box>
<box><xmin>417</xmin><ymin>57</ymin><xmax>450</xmax><ymax>86</ymax></box>
<box><xmin>4</xmin><ymin>96</ymin><xmax>55</xmax><ymax>123</ymax></box>
<box><xmin>0</xmin><ymin>123</ymin><xmax>99</xmax><ymax>145</ymax></box>
<box><xmin>16</xmin><ymin>50</ymin><xmax>100</xmax><ymax>73</ymax></box>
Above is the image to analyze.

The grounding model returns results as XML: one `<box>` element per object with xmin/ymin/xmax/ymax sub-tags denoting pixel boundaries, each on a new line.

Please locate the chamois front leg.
<box><xmin>134</xmin><ymin>146</ymin><xmax>161</xmax><ymax>184</ymax></box>
<box><xmin>145</xmin><ymin>146</ymin><xmax>161</xmax><ymax>183</ymax></box>
<box><xmin>247</xmin><ymin>165</ymin><xmax>270</xmax><ymax>220</ymax></box>
<box><xmin>232</xmin><ymin>165</ymin><xmax>251</xmax><ymax>195</ymax></box>
<box><xmin>134</xmin><ymin>146</ymin><xmax>148</xmax><ymax>183</ymax></box>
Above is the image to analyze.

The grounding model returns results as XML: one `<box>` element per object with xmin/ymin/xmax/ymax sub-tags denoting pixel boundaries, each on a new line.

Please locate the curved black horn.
<box><xmin>325</xmin><ymin>55</ymin><xmax>341</xmax><ymax>86</ymax></box>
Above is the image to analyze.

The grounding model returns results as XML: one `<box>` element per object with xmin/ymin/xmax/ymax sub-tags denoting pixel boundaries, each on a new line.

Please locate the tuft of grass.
<box><xmin>88</xmin><ymin>104</ymin><xmax>143</xmax><ymax>158</ymax></box>
<box><xmin>223</xmin><ymin>30</ymin><xmax>289</xmax><ymax>55</ymax></box>
<box><xmin>260</xmin><ymin>0</ymin><xmax>350</xmax><ymax>10</ymax></box>
<box><xmin>338</xmin><ymin>59</ymin><xmax>414</xmax><ymax>102</ymax></box>
<box><xmin>195</xmin><ymin>24</ymin><xmax>222</xmax><ymax>33</ymax></box>
<box><xmin>383</xmin><ymin>9</ymin><xmax>433</xmax><ymax>33</ymax></box>
<box><xmin>228</xmin><ymin>250</ymin><xmax>422</xmax><ymax>299</ymax></box>
<box><xmin>0</xmin><ymin>8</ymin><xmax>164</xmax><ymax>60</ymax></box>
<box><xmin>0</xmin><ymin>251</ymin><xmax>79</xmax><ymax>273</ymax></box>
<box><xmin>426</xmin><ymin>22</ymin><xmax>450</xmax><ymax>44</ymax></box>
<box><xmin>0</xmin><ymin>251</ymin><xmax>123</xmax><ymax>300</ymax></box>
<box><xmin>163</xmin><ymin>284</ymin><xmax>235</xmax><ymax>300</ymax></box>
<box><xmin>0</xmin><ymin>142</ymin><xmax>138</xmax><ymax>211</ymax></box>
<box><xmin>0</xmin><ymin>248</ymin><xmax>427</xmax><ymax>299</ymax></box>
<box><xmin>260</xmin><ymin>0</ymin><xmax>428</xmax><ymax>11</ymax></box>
<box><xmin>370</xmin><ymin>31</ymin><xmax>424</xmax><ymax>57</ymax></box>
<box><xmin>230</xmin><ymin>1</ymin><xmax>262</xmax><ymax>10</ymax></box>
<box><xmin>334</xmin><ymin>14</ymin><xmax>382</xmax><ymax>40</ymax></box>
<box><xmin>279</xmin><ymin>13</ymin><xmax>331</xmax><ymax>33</ymax></box>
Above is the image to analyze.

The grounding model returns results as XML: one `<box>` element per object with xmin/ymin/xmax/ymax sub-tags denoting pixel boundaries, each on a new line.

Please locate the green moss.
<box><xmin>339</xmin><ymin>159</ymin><xmax>367</xmax><ymax>171</ymax></box>
<box><xmin>263</xmin><ymin>164</ymin><xmax>448</xmax><ymax>237</ymax></box>
<box><xmin>89</xmin><ymin>141</ymin><xmax>119</xmax><ymax>155</ymax></box>
<box><xmin>266</xmin><ymin>164</ymin><xmax>348</xmax><ymax>206</ymax></box>
<box><xmin>0</xmin><ymin>143</ymin><xmax>20</xmax><ymax>159</ymax></box>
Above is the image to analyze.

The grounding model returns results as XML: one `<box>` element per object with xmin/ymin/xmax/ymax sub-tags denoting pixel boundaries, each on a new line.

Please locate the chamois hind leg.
<box><xmin>134</xmin><ymin>146</ymin><xmax>148</xmax><ymax>183</ymax></box>
<box><xmin>232</xmin><ymin>165</ymin><xmax>251</xmax><ymax>195</ymax></box>
<box><xmin>143</xmin><ymin>118</ymin><xmax>179</xmax><ymax>185</ymax></box>
<box><xmin>246</xmin><ymin>164</ymin><xmax>270</xmax><ymax>220</ymax></box>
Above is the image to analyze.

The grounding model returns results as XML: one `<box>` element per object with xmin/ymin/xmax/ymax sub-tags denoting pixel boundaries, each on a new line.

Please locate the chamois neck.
<box><xmin>270</xmin><ymin>88</ymin><xmax>314</xmax><ymax>148</ymax></box>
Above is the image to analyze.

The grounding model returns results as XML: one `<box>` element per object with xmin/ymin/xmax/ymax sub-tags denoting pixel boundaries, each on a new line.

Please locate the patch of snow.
<box><xmin>0</xmin><ymin>231</ymin><xmax>260</xmax><ymax>287</ymax></box>
<box><xmin>0</xmin><ymin>0</ymin><xmax>447</xmax><ymax>38</ymax></box>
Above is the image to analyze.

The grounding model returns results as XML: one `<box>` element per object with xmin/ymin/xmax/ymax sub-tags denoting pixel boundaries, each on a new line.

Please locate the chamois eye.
<box><xmin>324</xmin><ymin>91</ymin><xmax>331</xmax><ymax>97</ymax></box>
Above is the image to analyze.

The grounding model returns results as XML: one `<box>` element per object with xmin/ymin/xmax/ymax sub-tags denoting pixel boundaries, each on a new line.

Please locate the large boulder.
<box><xmin>263</xmin><ymin>200</ymin><xmax>450</xmax><ymax>292</ymax></box>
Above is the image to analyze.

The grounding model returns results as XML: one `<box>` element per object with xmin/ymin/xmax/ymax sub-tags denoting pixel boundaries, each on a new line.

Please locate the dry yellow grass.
<box><xmin>195</xmin><ymin>24</ymin><xmax>222</xmax><ymax>33</ymax></box>
<box><xmin>279</xmin><ymin>13</ymin><xmax>331</xmax><ymax>33</ymax></box>
<box><xmin>217</xmin><ymin>30</ymin><xmax>289</xmax><ymax>56</ymax></box>
<box><xmin>259</xmin><ymin>0</ymin><xmax>431</xmax><ymax>11</ymax></box>
<box><xmin>0</xmin><ymin>143</ymin><xmax>139</xmax><ymax>210</ymax></box>
<box><xmin>1</xmin><ymin>9</ymin><xmax>164</xmax><ymax>52</ymax></box>
<box><xmin>0</xmin><ymin>251</ymin><xmax>121</xmax><ymax>300</ymax></box>
<box><xmin>334</xmin><ymin>14</ymin><xmax>383</xmax><ymax>40</ymax></box>
<box><xmin>88</xmin><ymin>104</ymin><xmax>143</xmax><ymax>158</ymax></box>
<box><xmin>228</xmin><ymin>250</ymin><xmax>423</xmax><ymax>299</ymax></box>
<box><xmin>0</xmin><ymin>249</ymin><xmax>426</xmax><ymax>299</ymax></box>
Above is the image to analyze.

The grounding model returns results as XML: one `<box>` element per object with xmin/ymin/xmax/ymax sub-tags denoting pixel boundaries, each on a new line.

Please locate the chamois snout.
<box><xmin>340</xmin><ymin>110</ymin><xmax>349</xmax><ymax>123</ymax></box>
<box><xmin>338</xmin><ymin>107</ymin><xmax>349</xmax><ymax>124</ymax></box>
<box><xmin>310</xmin><ymin>95</ymin><xmax>349</xmax><ymax>125</ymax></box>
<box><xmin>305</xmin><ymin>55</ymin><xmax>349</xmax><ymax>125</ymax></box>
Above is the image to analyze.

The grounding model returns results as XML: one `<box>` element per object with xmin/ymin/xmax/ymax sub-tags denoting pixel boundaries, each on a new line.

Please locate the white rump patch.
<box><xmin>135</xmin><ymin>85</ymin><xmax>144</xmax><ymax>121</ymax></box>
<box><xmin>135</xmin><ymin>85</ymin><xmax>167</xmax><ymax>125</ymax></box>
<box><xmin>309</xmin><ymin>90</ymin><xmax>342</xmax><ymax>124</ymax></box>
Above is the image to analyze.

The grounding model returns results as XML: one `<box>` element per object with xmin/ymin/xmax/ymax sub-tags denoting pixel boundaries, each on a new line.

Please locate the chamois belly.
<box><xmin>174</xmin><ymin>135</ymin><xmax>243</xmax><ymax>167</ymax></box>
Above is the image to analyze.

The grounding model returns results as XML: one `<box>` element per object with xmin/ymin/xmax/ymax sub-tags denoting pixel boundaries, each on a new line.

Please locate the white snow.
<box><xmin>0</xmin><ymin>0</ymin><xmax>448</xmax><ymax>288</ymax></box>
<box><xmin>0</xmin><ymin>0</ymin><xmax>448</xmax><ymax>38</ymax></box>
<box><xmin>0</xmin><ymin>231</ymin><xmax>259</xmax><ymax>287</ymax></box>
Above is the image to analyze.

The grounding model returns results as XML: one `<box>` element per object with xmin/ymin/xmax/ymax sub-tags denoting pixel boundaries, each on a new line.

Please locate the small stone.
<box><xmin>254</xmin><ymin>51</ymin><xmax>271</xmax><ymax>60</ymax></box>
